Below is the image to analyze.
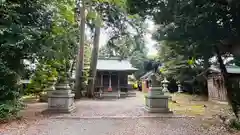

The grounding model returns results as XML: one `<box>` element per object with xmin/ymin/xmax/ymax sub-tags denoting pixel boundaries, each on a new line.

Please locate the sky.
<box><xmin>98</xmin><ymin>20</ymin><xmax>158</xmax><ymax>56</ymax></box>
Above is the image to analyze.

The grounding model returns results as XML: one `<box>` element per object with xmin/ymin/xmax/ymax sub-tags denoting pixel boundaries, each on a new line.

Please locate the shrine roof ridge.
<box><xmin>97</xmin><ymin>57</ymin><xmax>138</xmax><ymax>71</ymax></box>
<box><xmin>209</xmin><ymin>65</ymin><xmax>240</xmax><ymax>74</ymax></box>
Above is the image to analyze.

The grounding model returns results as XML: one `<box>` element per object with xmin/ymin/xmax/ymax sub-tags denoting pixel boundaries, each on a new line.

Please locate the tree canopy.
<box><xmin>0</xmin><ymin>0</ymin><xmax>149</xmax><ymax>119</ymax></box>
<box><xmin>127</xmin><ymin>0</ymin><xmax>240</xmax><ymax>55</ymax></box>
<box><xmin>127</xmin><ymin>0</ymin><xmax>240</xmax><ymax>117</ymax></box>
<box><xmin>0</xmin><ymin>0</ymin><xmax>79</xmax><ymax>120</ymax></box>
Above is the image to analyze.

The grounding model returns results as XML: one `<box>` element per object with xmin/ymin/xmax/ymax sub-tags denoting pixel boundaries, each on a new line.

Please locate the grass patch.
<box><xmin>143</xmin><ymin>92</ymin><xmax>205</xmax><ymax>115</ymax></box>
<box><xmin>142</xmin><ymin>92</ymin><xmax>229</xmax><ymax>117</ymax></box>
<box><xmin>170</xmin><ymin>93</ymin><xmax>229</xmax><ymax>117</ymax></box>
<box><xmin>169</xmin><ymin>100</ymin><xmax>205</xmax><ymax>116</ymax></box>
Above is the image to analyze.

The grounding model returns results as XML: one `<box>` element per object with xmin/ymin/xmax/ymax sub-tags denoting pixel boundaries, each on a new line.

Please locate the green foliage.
<box><xmin>98</xmin><ymin>12</ymin><xmax>148</xmax><ymax>78</ymax></box>
<box><xmin>89</xmin><ymin>0</ymin><xmax>146</xmax><ymax>56</ymax></box>
<box><xmin>0</xmin><ymin>60</ymin><xmax>20</xmax><ymax>100</ymax></box>
<box><xmin>0</xmin><ymin>0</ymin><xmax>77</xmax><ymax>120</ymax></box>
<box><xmin>26</xmin><ymin>61</ymin><xmax>58</xmax><ymax>95</ymax></box>
<box><xmin>83</xmin><ymin>0</ymin><xmax>148</xmax><ymax>83</ymax></box>
<box><xmin>0</xmin><ymin>55</ymin><xmax>22</xmax><ymax>121</ymax></box>
<box><xmin>99</xmin><ymin>33</ymin><xmax>149</xmax><ymax>79</ymax></box>
<box><xmin>130</xmin><ymin>51</ymin><xmax>149</xmax><ymax>79</ymax></box>
<box><xmin>127</xmin><ymin>0</ymin><xmax>239</xmax><ymax>59</ymax></box>
<box><xmin>127</xmin><ymin>0</ymin><xmax>240</xmax><ymax>116</ymax></box>
<box><xmin>156</xmin><ymin>41</ymin><xmax>193</xmax><ymax>80</ymax></box>
<box><xmin>0</xmin><ymin>100</ymin><xmax>24</xmax><ymax>122</ymax></box>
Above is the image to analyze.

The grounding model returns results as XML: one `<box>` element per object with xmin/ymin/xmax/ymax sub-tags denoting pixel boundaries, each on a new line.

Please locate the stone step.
<box><xmin>102</xmin><ymin>92</ymin><xmax>120</xmax><ymax>97</ymax></box>
<box><xmin>127</xmin><ymin>92</ymin><xmax>136</xmax><ymax>97</ymax></box>
<box><xmin>99</xmin><ymin>92</ymin><xmax>135</xmax><ymax>98</ymax></box>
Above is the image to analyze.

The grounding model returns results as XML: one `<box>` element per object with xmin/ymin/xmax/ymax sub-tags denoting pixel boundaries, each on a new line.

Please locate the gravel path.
<box><xmin>1</xmin><ymin>118</ymin><xmax>228</xmax><ymax>135</ymax></box>
<box><xmin>0</xmin><ymin>91</ymin><xmax>231</xmax><ymax>135</ymax></box>
<box><xmin>57</xmin><ymin>91</ymin><xmax>177</xmax><ymax>118</ymax></box>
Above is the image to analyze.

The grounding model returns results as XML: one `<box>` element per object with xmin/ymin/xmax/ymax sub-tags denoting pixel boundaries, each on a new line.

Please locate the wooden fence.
<box><xmin>208</xmin><ymin>78</ymin><xmax>227</xmax><ymax>102</ymax></box>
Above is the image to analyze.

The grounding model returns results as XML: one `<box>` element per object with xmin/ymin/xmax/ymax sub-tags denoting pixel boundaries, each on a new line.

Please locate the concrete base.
<box><xmin>47</xmin><ymin>82</ymin><xmax>75</xmax><ymax>113</ymax></box>
<box><xmin>145</xmin><ymin>95</ymin><xmax>172</xmax><ymax>113</ymax></box>
<box><xmin>48</xmin><ymin>93</ymin><xmax>75</xmax><ymax>113</ymax></box>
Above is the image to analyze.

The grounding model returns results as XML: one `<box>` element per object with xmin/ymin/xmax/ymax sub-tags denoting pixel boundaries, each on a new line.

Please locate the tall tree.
<box><xmin>87</xmin><ymin>26</ymin><xmax>100</xmax><ymax>97</ymax></box>
<box><xmin>74</xmin><ymin>0</ymin><xmax>129</xmax><ymax>98</ymax></box>
<box><xmin>74</xmin><ymin>0</ymin><xmax>86</xmax><ymax>98</ymax></box>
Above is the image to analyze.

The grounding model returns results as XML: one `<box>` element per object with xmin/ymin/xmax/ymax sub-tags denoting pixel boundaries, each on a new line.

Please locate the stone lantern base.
<box><xmin>48</xmin><ymin>82</ymin><xmax>75</xmax><ymax>113</ymax></box>
<box><xmin>144</xmin><ymin>87</ymin><xmax>172</xmax><ymax>113</ymax></box>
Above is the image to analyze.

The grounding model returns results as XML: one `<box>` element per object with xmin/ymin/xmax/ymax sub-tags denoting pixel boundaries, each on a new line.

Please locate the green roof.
<box><xmin>209</xmin><ymin>65</ymin><xmax>240</xmax><ymax>74</ymax></box>
<box><xmin>97</xmin><ymin>57</ymin><xmax>138</xmax><ymax>71</ymax></box>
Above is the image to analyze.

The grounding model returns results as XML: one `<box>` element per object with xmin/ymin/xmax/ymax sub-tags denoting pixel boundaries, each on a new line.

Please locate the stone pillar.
<box><xmin>145</xmin><ymin>74</ymin><xmax>171</xmax><ymax>113</ymax></box>
<box><xmin>48</xmin><ymin>80</ymin><xmax>75</xmax><ymax>113</ymax></box>
<box><xmin>109</xmin><ymin>73</ymin><xmax>111</xmax><ymax>88</ymax></box>
<box><xmin>117</xmin><ymin>72</ymin><xmax>120</xmax><ymax>98</ymax></box>
<box><xmin>108</xmin><ymin>72</ymin><xmax>112</xmax><ymax>91</ymax></box>
<box><xmin>100</xmin><ymin>73</ymin><xmax>103</xmax><ymax>97</ymax></box>
<box><xmin>100</xmin><ymin>73</ymin><xmax>103</xmax><ymax>87</ymax></box>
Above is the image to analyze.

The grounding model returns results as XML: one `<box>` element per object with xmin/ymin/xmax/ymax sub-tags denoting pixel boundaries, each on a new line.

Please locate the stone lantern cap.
<box><xmin>161</xmin><ymin>78</ymin><xmax>169</xmax><ymax>84</ymax></box>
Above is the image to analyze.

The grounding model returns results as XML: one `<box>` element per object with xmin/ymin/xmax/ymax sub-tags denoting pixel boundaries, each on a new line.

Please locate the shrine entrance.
<box><xmin>94</xmin><ymin>57</ymin><xmax>138</xmax><ymax>97</ymax></box>
<box><xmin>95</xmin><ymin>71</ymin><xmax>128</xmax><ymax>93</ymax></box>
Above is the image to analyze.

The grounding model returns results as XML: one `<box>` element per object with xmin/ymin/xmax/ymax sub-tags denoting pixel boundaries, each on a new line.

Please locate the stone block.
<box><xmin>48</xmin><ymin>92</ymin><xmax>75</xmax><ymax>113</ymax></box>
<box><xmin>144</xmin><ymin>106</ymin><xmax>171</xmax><ymax>113</ymax></box>
<box><xmin>47</xmin><ymin>81</ymin><xmax>75</xmax><ymax>113</ymax></box>
<box><xmin>145</xmin><ymin>95</ymin><xmax>172</xmax><ymax>113</ymax></box>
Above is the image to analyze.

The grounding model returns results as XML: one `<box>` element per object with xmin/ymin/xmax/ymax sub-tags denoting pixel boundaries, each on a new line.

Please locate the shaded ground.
<box><xmin>0</xmin><ymin>91</ymin><xmax>234</xmax><ymax>135</ymax></box>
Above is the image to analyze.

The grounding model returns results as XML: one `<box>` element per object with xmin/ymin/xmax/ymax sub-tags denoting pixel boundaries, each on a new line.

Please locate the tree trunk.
<box><xmin>70</xmin><ymin>59</ymin><xmax>76</xmax><ymax>77</ymax></box>
<box><xmin>74</xmin><ymin>0</ymin><xmax>86</xmax><ymax>99</ymax></box>
<box><xmin>215</xmin><ymin>45</ymin><xmax>239</xmax><ymax>118</ymax></box>
<box><xmin>87</xmin><ymin>26</ymin><xmax>101</xmax><ymax>98</ymax></box>
<box><xmin>202</xmin><ymin>56</ymin><xmax>210</xmax><ymax>96</ymax></box>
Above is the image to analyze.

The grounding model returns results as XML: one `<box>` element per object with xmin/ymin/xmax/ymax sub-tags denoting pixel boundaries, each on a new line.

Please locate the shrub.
<box><xmin>0</xmin><ymin>100</ymin><xmax>24</xmax><ymax>122</ymax></box>
<box><xmin>0</xmin><ymin>61</ymin><xmax>23</xmax><ymax>121</ymax></box>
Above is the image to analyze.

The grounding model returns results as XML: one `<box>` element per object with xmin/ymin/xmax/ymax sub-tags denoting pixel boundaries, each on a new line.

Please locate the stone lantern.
<box><xmin>144</xmin><ymin>74</ymin><xmax>171</xmax><ymax>113</ymax></box>
<box><xmin>162</xmin><ymin>77</ymin><xmax>169</xmax><ymax>92</ymax></box>
<box><xmin>177</xmin><ymin>81</ymin><xmax>183</xmax><ymax>93</ymax></box>
<box><xmin>47</xmin><ymin>73</ymin><xmax>75</xmax><ymax>113</ymax></box>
